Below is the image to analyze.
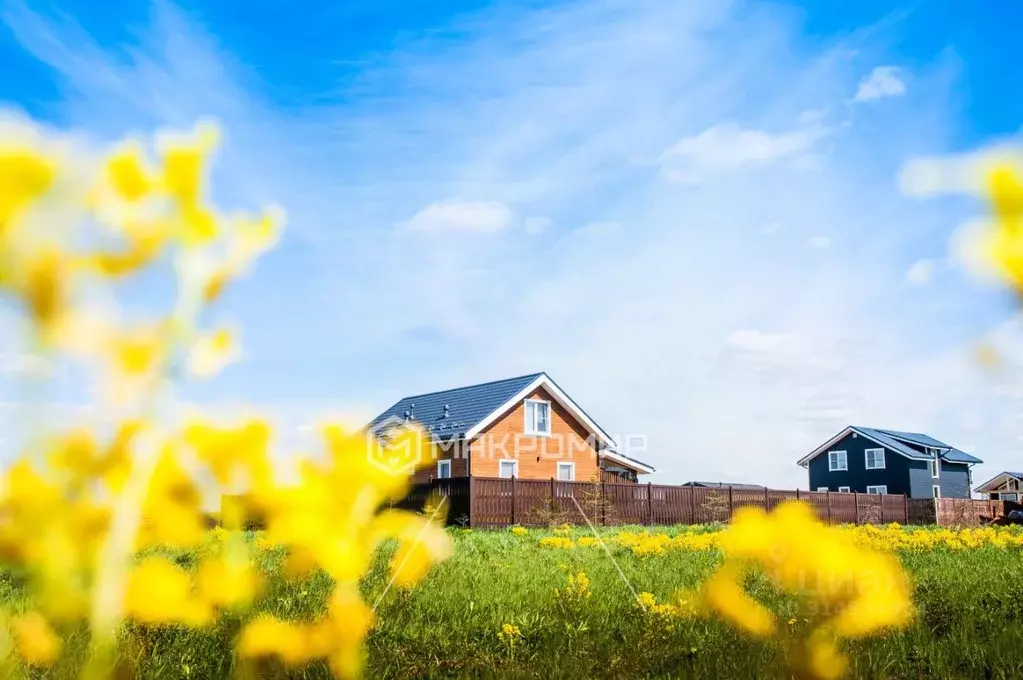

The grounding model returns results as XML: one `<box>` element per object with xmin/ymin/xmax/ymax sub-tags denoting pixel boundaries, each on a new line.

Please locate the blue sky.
<box><xmin>1</xmin><ymin>0</ymin><xmax>1022</xmax><ymax>486</ymax></box>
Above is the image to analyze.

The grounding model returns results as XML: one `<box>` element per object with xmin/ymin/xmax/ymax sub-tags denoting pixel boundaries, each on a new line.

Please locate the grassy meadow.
<box><xmin>8</xmin><ymin>524</ymin><xmax>1023</xmax><ymax>679</ymax></box>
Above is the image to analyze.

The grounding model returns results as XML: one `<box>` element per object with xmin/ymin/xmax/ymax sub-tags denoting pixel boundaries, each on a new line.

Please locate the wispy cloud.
<box><xmin>2</xmin><ymin>0</ymin><xmax>1015</xmax><ymax>488</ymax></box>
<box><xmin>659</xmin><ymin>120</ymin><xmax>830</xmax><ymax>183</ymax></box>
<box><xmin>855</xmin><ymin>65</ymin><xmax>906</xmax><ymax>102</ymax></box>
<box><xmin>401</xmin><ymin>200</ymin><xmax>514</xmax><ymax>234</ymax></box>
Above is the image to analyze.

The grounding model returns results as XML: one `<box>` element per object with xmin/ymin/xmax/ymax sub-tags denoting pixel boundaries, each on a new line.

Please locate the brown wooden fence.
<box><xmin>402</xmin><ymin>478</ymin><xmax>914</xmax><ymax>528</ymax></box>
<box><xmin>906</xmin><ymin>498</ymin><xmax>1014</xmax><ymax>526</ymax></box>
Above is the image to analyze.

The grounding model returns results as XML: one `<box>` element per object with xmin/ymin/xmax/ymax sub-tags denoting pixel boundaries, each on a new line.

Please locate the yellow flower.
<box><xmin>0</xmin><ymin>146</ymin><xmax>55</xmax><ymax>234</ymax></box>
<box><xmin>11</xmin><ymin>612</ymin><xmax>60</xmax><ymax>666</ymax></box>
<box><xmin>539</xmin><ymin>536</ymin><xmax>576</xmax><ymax>549</ymax></box>
<box><xmin>509</xmin><ymin>526</ymin><xmax>528</xmax><ymax>536</ymax></box>
<box><xmin>196</xmin><ymin>557</ymin><xmax>260</xmax><ymax>610</ymax></box>
<box><xmin>701</xmin><ymin>564</ymin><xmax>775</xmax><ymax>637</ymax></box>
<box><xmin>808</xmin><ymin>631</ymin><xmax>846</xmax><ymax>680</ymax></box>
<box><xmin>636</xmin><ymin>592</ymin><xmax>657</xmax><ymax>610</ymax></box>
<box><xmin>125</xmin><ymin>558</ymin><xmax>210</xmax><ymax>626</ymax></box>
<box><xmin>237</xmin><ymin>615</ymin><xmax>308</xmax><ymax>666</ymax></box>
<box><xmin>105</xmin><ymin>141</ymin><xmax>155</xmax><ymax>203</ymax></box>
<box><xmin>187</xmin><ymin>327</ymin><xmax>240</xmax><ymax>379</ymax></box>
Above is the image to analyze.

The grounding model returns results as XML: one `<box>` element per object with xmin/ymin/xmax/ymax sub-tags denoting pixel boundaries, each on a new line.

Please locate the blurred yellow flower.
<box><xmin>197</xmin><ymin>557</ymin><xmax>260</xmax><ymax>610</ymax></box>
<box><xmin>11</xmin><ymin>612</ymin><xmax>60</xmax><ymax>666</ymax></box>
<box><xmin>0</xmin><ymin>145</ymin><xmax>55</xmax><ymax>234</ymax></box>
<box><xmin>187</xmin><ymin>327</ymin><xmax>240</xmax><ymax>379</ymax></box>
<box><xmin>125</xmin><ymin>558</ymin><xmax>210</xmax><ymax>626</ymax></box>
<box><xmin>237</xmin><ymin>615</ymin><xmax>308</xmax><ymax>666</ymax></box>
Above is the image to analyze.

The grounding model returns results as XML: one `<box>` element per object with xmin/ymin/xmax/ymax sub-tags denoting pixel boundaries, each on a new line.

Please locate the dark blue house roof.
<box><xmin>368</xmin><ymin>372</ymin><xmax>545</xmax><ymax>439</ymax></box>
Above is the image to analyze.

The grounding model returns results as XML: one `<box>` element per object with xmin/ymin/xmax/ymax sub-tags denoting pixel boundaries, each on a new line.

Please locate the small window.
<box><xmin>524</xmin><ymin>399</ymin><xmax>551</xmax><ymax>435</ymax></box>
<box><xmin>932</xmin><ymin>485</ymin><xmax>941</xmax><ymax>499</ymax></box>
<box><xmin>499</xmin><ymin>460</ymin><xmax>519</xmax><ymax>479</ymax></box>
<box><xmin>838</xmin><ymin>486</ymin><xmax>851</xmax><ymax>493</ymax></box>
<box><xmin>816</xmin><ymin>486</ymin><xmax>829</xmax><ymax>492</ymax></box>
<box><xmin>1000</xmin><ymin>492</ymin><xmax>1019</xmax><ymax>501</ymax></box>
<box><xmin>866</xmin><ymin>485</ymin><xmax>887</xmax><ymax>495</ymax></box>
<box><xmin>1009</xmin><ymin>479</ymin><xmax>1019</xmax><ymax>491</ymax></box>
<box><xmin>828</xmin><ymin>451</ymin><xmax>848</xmax><ymax>472</ymax></box>
<box><xmin>930</xmin><ymin>459</ymin><xmax>940</xmax><ymax>479</ymax></box>
<box><xmin>864</xmin><ymin>448</ymin><xmax>885</xmax><ymax>470</ymax></box>
<box><xmin>436</xmin><ymin>460</ymin><xmax>452</xmax><ymax>479</ymax></box>
<box><xmin>557</xmin><ymin>462</ymin><xmax>575</xmax><ymax>481</ymax></box>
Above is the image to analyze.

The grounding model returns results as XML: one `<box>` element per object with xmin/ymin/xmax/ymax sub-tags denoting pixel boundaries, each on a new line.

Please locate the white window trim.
<box><xmin>932</xmin><ymin>485</ymin><xmax>941</xmax><ymax>499</ymax></box>
<box><xmin>1000</xmin><ymin>492</ymin><xmax>1019</xmax><ymax>501</ymax></box>
<box><xmin>817</xmin><ymin>486</ymin><xmax>829</xmax><ymax>492</ymax></box>
<box><xmin>930</xmin><ymin>458</ymin><xmax>940</xmax><ymax>479</ymax></box>
<box><xmin>499</xmin><ymin>459</ymin><xmax>519</xmax><ymax>478</ymax></box>
<box><xmin>436</xmin><ymin>459</ymin><xmax>452</xmax><ymax>479</ymax></box>
<box><xmin>838</xmin><ymin>486</ymin><xmax>851</xmax><ymax>493</ymax></box>
<box><xmin>523</xmin><ymin>398</ymin><xmax>552</xmax><ymax>436</ymax></box>
<box><xmin>557</xmin><ymin>462</ymin><xmax>575</xmax><ymax>482</ymax></box>
<box><xmin>828</xmin><ymin>450</ymin><xmax>848</xmax><ymax>472</ymax></box>
<box><xmin>1010</xmin><ymin>479</ymin><xmax>1019</xmax><ymax>491</ymax></box>
<box><xmin>864</xmin><ymin>448</ymin><xmax>885</xmax><ymax>470</ymax></box>
<box><xmin>866</xmin><ymin>485</ymin><xmax>887</xmax><ymax>495</ymax></box>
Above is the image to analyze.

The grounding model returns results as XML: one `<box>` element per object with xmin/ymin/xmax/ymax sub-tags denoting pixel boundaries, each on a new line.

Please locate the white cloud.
<box><xmin>854</xmin><ymin>66</ymin><xmax>906</xmax><ymax>102</ymax></box>
<box><xmin>659</xmin><ymin>121</ymin><xmax>829</xmax><ymax>183</ymax></box>
<box><xmin>401</xmin><ymin>200</ymin><xmax>514</xmax><ymax>233</ymax></box>
<box><xmin>906</xmin><ymin>259</ymin><xmax>935</xmax><ymax>285</ymax></box>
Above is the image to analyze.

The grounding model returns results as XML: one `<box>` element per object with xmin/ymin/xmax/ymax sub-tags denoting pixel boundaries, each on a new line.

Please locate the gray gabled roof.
<box><xmin>682</xmin><ymin>481</ymin><xmax>767</xmax><ymax>490</ymax></box>
<box><xmin>974</xmin><ymin>471</ymin><xmax>1023</xmax><ymax>492</ymax></box>
<box><xmin>368</xmin><ymin>372</ymin><xmax>545</xmax><ymax>439</ymax></box>
<box><xmin>798</xmin><ymin>425</ymin><xmax>984</xmax><ymax>466</ymax></box>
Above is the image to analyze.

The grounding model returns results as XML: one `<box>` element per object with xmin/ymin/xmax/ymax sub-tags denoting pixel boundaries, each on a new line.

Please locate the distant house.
<box><xmin>681</xmin><ymin>481</ymin><xmax>767</xmax><ymax>491</ymax></box>
<box><xmin>974</xmin><ymin>472</ymin><xmax>1023</xmax><ymax>501</ymax></box>
<box><xmin>367</xmin><ymin>372</ymin><xmax>654</xmax><ymax>483</ymax></box>
<box><xmin>796</xmin><ymin>426</ymin><xmax>982</xmax><ymax>499</ymax></box>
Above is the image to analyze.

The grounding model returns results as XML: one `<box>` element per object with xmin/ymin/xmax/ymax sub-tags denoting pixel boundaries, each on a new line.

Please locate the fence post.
<box><xmin>903</xmin><ymin>494</ymin><xmax>908</xmax><ymax>524</ymax></box>
<box><xmin>763</xmin><ymin>486</ymin><xmax>770</xmax><ymax>510</ymax></box>
<box><xmin>551</xmin><ymin>477</ymin><xmax>556</xmax><ymax>516</ymax></box>
<box><xmin>826</xmin><ymin>490</ymin><xmax>832</xmax><ymax>524</ymax></box>
<box><xmin>511</xmin><ymin>476</ymin><xmax>517</xmax><ymax>525</ymax></box>
<box><xmin>796</xmin><ymin>488</ymin><xmax>800</xmax><ymax>500</ymax></box>
<box><xmin>647</xmin><ymin>482</ymin><xmax>653</xmax><ymax>525</ymax></box>
<box><xmin>688</xmin><ymin>486</ymin><xmax>696</xmax><ymax>525</ymax></box>
<box><xmin>728</xmin><ymin>486</ymin><xmax>734</xmax><ymax>519</ymax></box>
<box><xmin>468</xmin><ymin>474</ymin><xmax>475</xmax><ymax>528</ymax></box>
<box><xmin>601</xmin><ymin>481</ymin><xmax>606</xmax><ymax>526</ymax></box>
<box><xmin>853</xmin><ymin>492</ymin><xmax>859</xmax><ymax>524</ymax></box>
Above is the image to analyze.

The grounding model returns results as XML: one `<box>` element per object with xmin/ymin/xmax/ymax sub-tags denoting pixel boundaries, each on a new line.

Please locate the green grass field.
<box><xmin>11</xmin><ymin>525</ymin><xmax>1023</xmax><ymax>679</ymax></box>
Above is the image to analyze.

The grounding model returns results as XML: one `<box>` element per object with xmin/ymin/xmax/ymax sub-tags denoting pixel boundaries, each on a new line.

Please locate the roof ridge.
<box><xmin>398</xmin><ymin>371</ymin><xmax>545</xmax><ymax>401</ymax></box>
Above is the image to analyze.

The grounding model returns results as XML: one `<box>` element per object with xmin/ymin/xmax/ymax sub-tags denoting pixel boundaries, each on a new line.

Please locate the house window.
<box><xmin>1000</xmin><ymin>492</ymin><xmax>1019</xmax><ymax>501</ymax></box>
<box><xmin>436</xmin><ymin>460</ymin><xmax>452</xmax><ymax>479</ymax></box>
<box><xmin>828</xmin><ymin>451</ymin><xmax>847</xmax><ymax>472</ymax></box>
<box><xmin>817</xmin><ymin>486</ymin><xmax>829</xmax><ymax>492</ymax></box>
<box><xmin>930</xmin><ymin>459</ymin><xmax>940</xmax><ymax>479</ymax></box>
<box><xmin>1009</xmin><ymin>479</ymin><xmax>1019</xmax><ymax>491</ymax></box>
<box><xmin>524</xmin><ymin>399</ymin><xmax>551</xmax><ymax>435</ymax></box>
<box><xmin>864</xmin><ymin>448</ymin><xmax>885</xmax><ymax>470</ymax></box>
<box><xmin>557</xmin><ymin>462</ymin><xmax>575</xmax><ymax>481</ymax></box>
<box><xmin>838</xmin><ymin>486</ymin><xmax>851</xmax><ymax>493</ymax></box>
<box><xmin>932</xmin><ymin>485</ymin><xmax>941</xmax><ymax>499</ymax></box>
<box><xmin>866</xmin><ymin>485</ymin><xmax>887</xmax><ymax>495</ymax></box>
<box><xmin>499</xmin><ymin>460</ymin><xmax>519</xmax><ymax>478</ymax></box>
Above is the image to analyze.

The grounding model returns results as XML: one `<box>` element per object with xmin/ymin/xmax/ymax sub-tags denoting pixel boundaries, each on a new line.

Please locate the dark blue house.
<box><xmin>797</xmin><ymin>426</ymin><xmax>982</xmax><ymax>499</ymax></box>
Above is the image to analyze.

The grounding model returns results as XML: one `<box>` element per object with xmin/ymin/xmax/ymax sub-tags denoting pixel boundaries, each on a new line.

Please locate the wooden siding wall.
<box><xmin>470</xmin><ymin>386</ymin><xmax>602</xmax><ymax>481</ymax></box>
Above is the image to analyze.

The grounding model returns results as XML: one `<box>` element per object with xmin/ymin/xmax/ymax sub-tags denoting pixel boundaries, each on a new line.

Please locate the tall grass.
<box><xmin>8</xmin><ymin>526</ymin><xmax>1023</xmax><ymax>678</ymax></box>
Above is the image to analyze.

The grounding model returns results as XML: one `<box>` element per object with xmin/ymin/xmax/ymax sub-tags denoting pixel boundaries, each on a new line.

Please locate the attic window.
<box><xmin>524</xmin><ymin>399</ymin><xmax>551</xmax><ymax>435</ymax></box>
<box><xmin>1010</xmin><ymin>478</ymin><xmax>1019</xmax><ymax>491</ymax></box>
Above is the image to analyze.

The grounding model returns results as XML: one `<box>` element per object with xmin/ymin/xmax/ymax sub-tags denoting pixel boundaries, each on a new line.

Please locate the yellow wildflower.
<box><xmin>187</xmin><ymin>327</ymin><xmax>240</xmax><ymax>378</ymax></box>
<box><xmin>125</xmin><ymin>558</ymin><xmax>210</xmax><ymax>626</ymax></box>
<box><xmin>539</xmin><ymin>536</ymin><xmax>576</xmax><ymax>549</ymax></box>
<box><xmin>509</xmin><ymin>526</ymin><xmax>528</xmax><ymax>536</ymax></box>
<box><xmin>0</xmin><ymin>145</ymin><xmax>55</xmax><ymax>234</ymax></box>
<box><xmin>11</xmin><ymin>612</ymin><xmax>60</xmax><ymax>666</ymax></box>
<box><xmin>105</xmin><ymin>141</ymin><xmax>155</xmax><ymax>203</ymax></box>
<box><xmin>701</xmin><ymin>564</ymin><xmax>775</xmax><ymax>637</ymax></box>
<box><xmin>237</xmin><ymin>615</ymin><xmax>308</xmax><ymax>666</ymax></box>
<box><xmin>196</xmin><ymin>557</ymin><xmax>260</xmax><ymax>610</ymax></box>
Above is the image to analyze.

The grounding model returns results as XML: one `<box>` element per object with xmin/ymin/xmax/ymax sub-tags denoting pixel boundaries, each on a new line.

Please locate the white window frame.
<box><xmin>1009</xmin><ymin>478</ymin><xmax>1019</xmax><ymax>491</ymax></box>
<box><xmin>930</xmin><ymin>458</ymin><xmax>940</xmax><ymax>479</ymax></box>
<box><xmin>864</xmin><ymin>448</ymin><xmax>885</xmax><ymax>470</ymax></box>
<box><xmin>828</xmin><ymin>450</ymin><xmax>847</xmax><ymax>472</ymax></box>
<box><xmin>523</xmin><ymin>399</ymin><xmax>552</xmax><ymax>436</ymax></box>
<box><xmin>866</xmin><ymin>485</ymin><xmax>887</xmax><ymax>495</ymax></box>
<box><xmin>436</xmin><ymin>459</ymin><xmax>452</xmax><ymax>479</ymax></box>
<box><xmin>838</xmin><ymin>486</ymin><xmax>851</xmax><ymax>493</ymax></box>
<box><xmin>556</xmin><ymin>462</ymin><xmax>575</xmax><ymax>482</ymax></box>
<box><xmin>499</xmin><ymin>459</ymin><xmax>519</xmax><ymax>479</ymax></box>
<box><xmin>1000</xmin><ymin>492</ymin><xmax>1019</xmax><ymax>501</ymax></box>
<box><xmin>816</xmin><ymin>486</ymin><xmax>829</xmax><ymax>492</ymax></box>
<box><xmin>932</xmin><ymin>485</ymin><xmax>941</xmax><ymax>499</ymax></box>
